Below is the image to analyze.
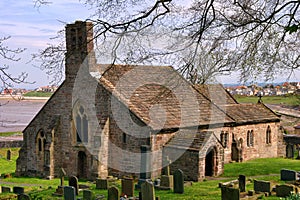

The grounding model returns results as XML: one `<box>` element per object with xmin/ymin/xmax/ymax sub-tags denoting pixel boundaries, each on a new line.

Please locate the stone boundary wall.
<box><xmin>0</xmin><ymin>140</ymin><xmax>23</xmax><ymax>148</ymax></box>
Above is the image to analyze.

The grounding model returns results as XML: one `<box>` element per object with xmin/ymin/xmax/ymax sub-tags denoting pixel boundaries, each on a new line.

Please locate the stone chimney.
<box><xmin>65</xmin><ymin>21</ymin><xmax>96</xmax><ymax>81</ymax></box>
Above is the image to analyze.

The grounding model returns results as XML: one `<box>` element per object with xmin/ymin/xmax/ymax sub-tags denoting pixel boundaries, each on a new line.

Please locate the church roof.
<box><xmin>193</xmin><ymin>84</ymin><xmax>238</xmax><ymax>105</ymax></box>
<box><xmin>95</xmin><ymin>64</ymin><xmax>234</xmax><ymax>130</ymax></box>
<box><xmin>93</xmin><ymin>64</ymin><xmax>279</xmax><ymax>131</ymax></box>
<box><xmin>224</xmin><ymin>103</ymin><xmax>280</xmax><ymax>124</ymax></box>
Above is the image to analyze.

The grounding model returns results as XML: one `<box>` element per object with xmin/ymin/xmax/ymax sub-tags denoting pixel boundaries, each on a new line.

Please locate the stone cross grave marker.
<box><xmin>238</xmin><ymin>175</ymin><xmax>246</xmax><ymax>192</ymax></box>
<box><xmin>122</xmin><ymin>178</ymin><xmax>134</xmax><ymax>197</ymax></box>
<box><xmin>108</xmin><ymin>186</ymin><xmax>120</xmax><ymax>200</ymax></box>
<box><xmin>83</xmin><ymin>189</ymin><xmax>94</xmax><ymax>200</ymax></box>
<box><xmin>64</xmin><ymin>186</ymin><xmax>76</xmax><ymax>200</ymax></box>
<box><xmin>173</xmin><ymin>169</ymin><xmax>184</xmax><ymax>194</ymax></box>
<box><xmin>141</xmin><ymin>181</ymin><xmax>155</xmax><ymax>200</ymax></box>
<box><xmin>6</xmin><ymin>149</ymin><xmax>11</xmax><ymax>161</ymax></box>
<box><xmin>17</xmin><ymin>194</ymin><xmax>30</xmax><ymax>200</ymax></box>
<box><xmin>59</xmin><ymin>168</ymin><xmax>66</xmax><ymax>186</ymax></box>
<box><xmin>68</xmin><ymin>176</ymin><xmax>79</xmax><ymax>195</ymax></box>
<box><xmin>96</xmin><ymin>178</ymin><xmax>108</xmax><ymax>190</ymax></box>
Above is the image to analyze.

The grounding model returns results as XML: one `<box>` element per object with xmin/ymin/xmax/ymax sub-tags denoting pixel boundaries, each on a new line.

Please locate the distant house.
<box><xmin>16</xmin><ymin>21</ymin><xmax>284</xmax><ymax>182</ymax></box>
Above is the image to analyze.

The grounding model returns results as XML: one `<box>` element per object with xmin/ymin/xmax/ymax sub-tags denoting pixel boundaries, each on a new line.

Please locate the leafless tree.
<box><xmin>34</xmin><ymin>0</ymin><xmax>300</xmax><ymax>84</ymax></box>
<box><xmin>0</xmin><ymin>36</ymin><xmax>27</xmax><ymax>92</ymax></box>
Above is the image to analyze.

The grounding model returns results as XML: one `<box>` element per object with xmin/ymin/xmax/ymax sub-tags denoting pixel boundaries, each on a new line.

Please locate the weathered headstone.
<box><xmin>254</xmin><ymin>180</ymin><xmax>271</xmax><ymax>193</ymax></box>
<box><xmin>173</xmin><ymin>169</ymin><xmax>184</xmax><ymax>194</ymax></box>
<box><xmin>160</xmin><ymin>175</ymin><xmax>173</xmax><ymax>189</ymax></box>
<box><xmin>96</xmin><ymin>178</ymin><xmax>108</xmax><ymax>190</ymax></box>
<box><xmin>69</xmin><ymin>176</ymin><xmax>79</xmax><ymax>195</ymax></box>
<box><xmin>13</xmin><ymin>186</ymin><xmax>24</xmax><ymax>195</ymax></box>
<box><xmin>83</xmin><ymin>189</ymin><xmax>94</xmax><ymax>200</ymax></box>
<box><xmin>221</xmin><ymin>187</ymin><xmax>240</xmax><ymax>200</ymax></box>
<box><xmin>64</xmin><ymin>186</ymin><xmax>76</xmax><ymax>200</ymax></box>
<box><xmin>280</xmin><ymin>169</ymin><xmax>297</xmax><ymax>181</ymax></box>
<box><xmin>2</xmin><ymin>186</ymin><xmax>11</xmax><ymax>193</ymax></box>
<box><xmin>238</xmin><ymin>175</ymin><xmax>246</xmax><ymax>192</ymax></box>
<box><xmin>108</xmin><ymin>186</ymin><xmax>120</xmax><ymax>200</ymax></box>
<box><xmin>276</xmin><ymin>184</ymin><xmax>296</xmax><ymax>197</ymax></box>
<box><xmin>17</xmin><ymin>194</ymin><xmax>30</xmax><ymax>200</ymax></box>
<box><xmin>59</xmin><ymin>168</ymin><xmax>66</xmax><ymax>186</ymax></box>
<box><xmin>6</xmin><ymin>149</ymin><xmax>11</xmax><ymax>161</ymax></box>
<box><xmin>122</xmin><ymin>178</ymin><xmax>134</xmax><ymax>197</ymax></box>
<box><xmin>141</xmin><ymin>181</ymin><xmax>155</xmax><ymax>200</ymax></box>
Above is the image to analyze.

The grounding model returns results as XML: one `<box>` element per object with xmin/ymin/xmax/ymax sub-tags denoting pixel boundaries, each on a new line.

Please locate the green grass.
<box><xmin>1</xmin><ymin>154</ymin><xmax>299</xmax><ymax>199</ymax></box>
<box><xmin>234</xmin><ymin>94</ymin><xmax>300</xmax><ymax>106</ymax></box>
<box><xmin>0</xmin><ymin>132</ymin><xmax>22</xmax><ymax>137</ymax></box>
<box><xmin>223</xmin><ymin>157</ymin><xmax>300</xmax><ymax>177</ymax></box>
<box><xmin>0</xmin><ymin>148</ymin><xmax>19</xmax><ymax>175</ymax></box>
<box><xmin>23</xmin><ymin>91</ymin><xmax>53</xmax><ymax>97</ymax></box>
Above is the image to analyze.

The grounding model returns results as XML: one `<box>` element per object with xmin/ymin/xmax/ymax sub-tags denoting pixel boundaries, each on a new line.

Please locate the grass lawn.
<box><xmin>0</xmin><ymin>149</ymin><xmax>299</xmax><ymax>199</ymax></box>
<box><xmin>234</xmin><ymin>94</ymin><xmax>300</xmax><ymax>106</ymax></box>
<box><xmin>0</xmin><ymin>132</ymin><xmax>22</xmax><ymax>137</ymax></box>
<box><xmin>23</xmin><ymin>91</ymin><xmax>53</xmax><ymax>97</ymax></box>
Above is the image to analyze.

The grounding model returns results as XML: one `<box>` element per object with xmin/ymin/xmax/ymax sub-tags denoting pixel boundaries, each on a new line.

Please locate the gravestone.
<box><xmin>64</xmin><ymin>186</ymin><xmax>76</xmax><ymax>200</ymax></box>
<box><xmin>238</xmin><ymin>175</ymin><xmax>246</xmax><ymax>192</ymax></box>
<box><xmin>121</xmin><ymin>178</ymin><xmax>134</xmax><ymax>197</ymax></box>
<box><xmin>108</xmin><ymin>186</ymin><xmax>120</xmax><ymax>200</ymax></box>
<box><xmin>83</xmin><ymin>189</ymin><xmax>94</xmax><ymax>200</ymax></box>
<box><xmin>13</xmin><ymin>186</ymin><xmax>24</xmax><ymax>195</ymax></box>
<box><xmin>2</xmin><ymin>186</ymin><xmax>11</xmax><ymax>193</ymax></box>
<box><xmin>141</xmin><ymin>181</ymin><xmax>155</xmax><ymax>200</ymax></box>
<box><xmin>160</xmin><ymin>175</ymin><xmax>173</xmax><ymax>189</ymax></box>
<box><xmin>59</xmin><ymin>168</ymin><xmax>66</xmax><ymax>186</ymax></box>
<box><xmin>173</xmin><ymin>169</ymin><xmax>184</xmax><ymax>194</ymax></box>
<box><xmin>254</xmin><ymin>180</ymin><xmax>271</xmax><ymax>193</ymax></box>
<box><xmin>276</xmin><ymin>184</ymin><xmax>296</xmax><ymax>197</ymax></box>
<box><xmin>69</xmin><ymin>176</ymin><xmax>79</xmax><ymax>195</ymax></box>
<box><xmin>221</xmin><ymin>187</ymin><xmax>240</xmax><ymax>200</ymax></box>
<box><xmin>96</xmin><ymin>178</ymin><xmax>108</xmax><ymax>190</ymax></box>
<box><xmin>6</xmin><ymin>149</ymin><xmax>11</xmax><ymax>161</ymax></box>
<box><xmin>280</xmin><ymin>169</ymin><xmax>297</xmax><ymax>181</ymax></box>
<box><xmin>136</xmin><ymin>145</ymin><xmax>152</xmax><ymax>189</ymax></box>
<box><xmin>17</xmin><ymin>194</ymin><xmax>30</xmax><ymax>200</ymax></box>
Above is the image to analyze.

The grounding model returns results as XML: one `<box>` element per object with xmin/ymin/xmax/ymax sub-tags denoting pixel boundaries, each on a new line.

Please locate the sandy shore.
<box><xmin>0</xmin><ymin>99</ymin><xmax>47</xmax><ymax>132</ymax></box>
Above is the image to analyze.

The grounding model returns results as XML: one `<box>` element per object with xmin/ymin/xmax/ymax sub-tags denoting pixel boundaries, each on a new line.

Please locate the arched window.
<box><xmin>266</xmin><ymin>126</ymin><xmax>271</xmax><ymax>144</ymax></box>
<box><xmin>247</xmin><ymin>130</ymin><xmax>254</xmax><ymax>147</ymax></box>
<box><xmin>220</xmin><ymin>131</ymin><xmax>229</xmax><ymax>148</ymax></box>
<box><xmin>36</xmin><ymin>129</ymin><xmax>46</xmax><ymax>152</ymax></box>
<box><xmin>73</xmin><ymin>104</ymin><xmax>89</xmax><ymax>143</ymax></box>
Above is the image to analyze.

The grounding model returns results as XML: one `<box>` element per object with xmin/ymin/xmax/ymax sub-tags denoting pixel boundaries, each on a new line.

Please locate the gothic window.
<box><xmin>220</xmin><ymin>131</ymin><xmax>229</xmax><ymax>148</ymax></box>
<box><xmin>36</xmin><ymin>129</ymin><xmax>46</xmax><ymax>153</ymax></box>
<box><xmin>247</xmin><ymin>130</ymin><xmax>254</xmax><ymax>147</ymax></box>
<box><xmin>266</xmin><ymin>126</ymin><xmax>271</xmax><ymax>144</ymax></box>
<box><xmin>44</xmin><ymin>150</ymin><xmax>50</xmax><ymax>167</ymax></box>
<box><xmin>122</xmin><ymin>133</ymin><xmax>127</xmax><ymax>144</ymax></box>
<box><xmin>74</xmin><ymin>104</ymin><xmax>89</xmax><ymax>143</ymax></box>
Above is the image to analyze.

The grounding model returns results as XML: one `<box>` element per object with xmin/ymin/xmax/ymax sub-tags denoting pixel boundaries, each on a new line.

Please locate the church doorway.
<box><xmin>78</xmin><ymin>151</ymin><xmax>87</xmax><ymax>178</ymax></box>
<box><xmin>205</xmin><ymin>148</ymin><xmax>215</xmax><ymax>176</ymax></box>
<box><xmin>231</xmin><ymin>140</ymin><xmax>239</xmax><ymax>162</ymax></box>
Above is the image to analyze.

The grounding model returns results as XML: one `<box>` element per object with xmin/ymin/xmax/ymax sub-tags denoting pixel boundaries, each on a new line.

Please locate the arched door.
<box><xmin>78</xmin><ymin>151</ymin><xmax>87</xmax><ymax>178</ymax></box>
<box><xmin>205</xmin><ymin>148</ymin><xmax>215</xmax><ymax>176</ymax></box>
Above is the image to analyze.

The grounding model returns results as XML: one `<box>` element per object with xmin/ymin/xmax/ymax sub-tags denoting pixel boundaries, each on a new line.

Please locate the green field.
<box><xmin>23</xmin><ymin>91</ymin><xmax>53</xmax><ymax>97</ymax></box>
<box><xmin>234</xmin><ymin>94</ymin><xmax>300</xmax><ymax>106</ymax></box>
<box><xmin>0</xmin><ymin>148</ymin><xmax>299</xmax><ymax>199</ymax></box>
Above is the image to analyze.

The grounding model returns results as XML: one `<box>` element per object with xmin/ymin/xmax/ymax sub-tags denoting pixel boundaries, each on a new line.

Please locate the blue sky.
<box><xmin>0</xmin><ymin>1</ymin><xmax>299</xmax><ymax>89</ymax></box>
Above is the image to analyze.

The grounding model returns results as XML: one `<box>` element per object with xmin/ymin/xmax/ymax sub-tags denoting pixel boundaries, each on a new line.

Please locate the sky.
<box><xmin>0</xmin><ymin>1</ymin><xmax>299</xmax><ymax>89</ymax></box>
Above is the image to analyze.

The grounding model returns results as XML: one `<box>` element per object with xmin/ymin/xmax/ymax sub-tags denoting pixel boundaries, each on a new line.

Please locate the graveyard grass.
<box><xmin>1</xmin><ymin>148</ymin><xmax>300</xmax><ymax>199</ymax></box>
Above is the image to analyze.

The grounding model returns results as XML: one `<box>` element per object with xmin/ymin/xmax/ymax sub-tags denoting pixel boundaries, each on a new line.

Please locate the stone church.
<box><xmin>16</xmin><ymin>21</ymin><xmax>284</xmax><ymax>181</ymax></box>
